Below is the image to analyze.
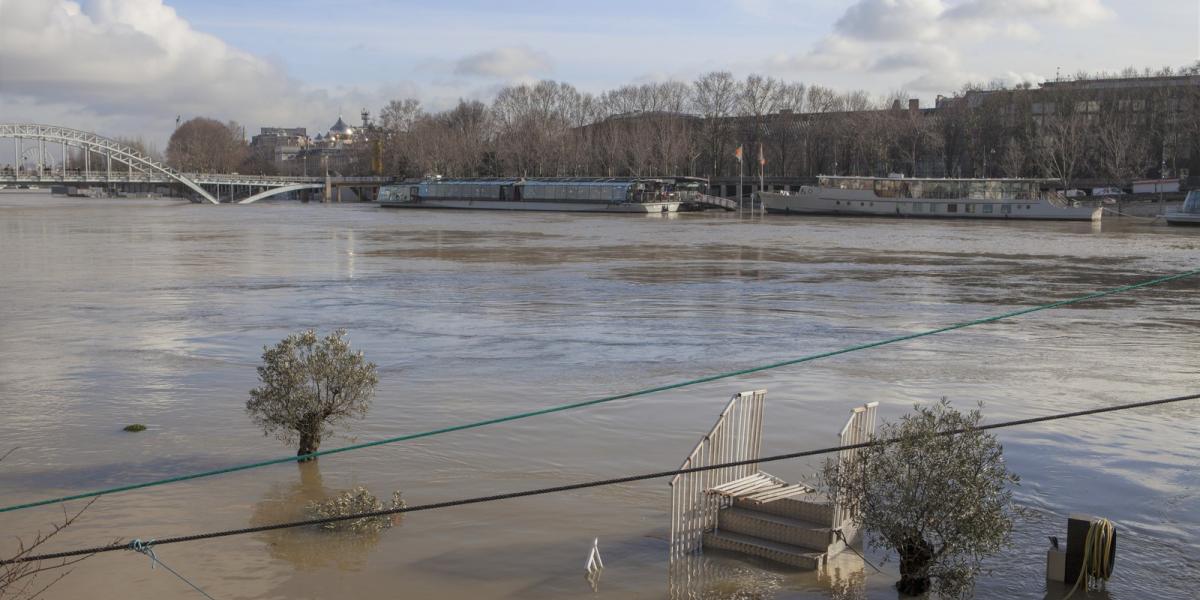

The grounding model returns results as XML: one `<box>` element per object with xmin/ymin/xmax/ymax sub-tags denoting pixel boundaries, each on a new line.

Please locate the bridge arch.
<box><xmin>0</xmin><ymin>123</ymin><xmax>218</xmax><ymax>204</ymax></box>
<box><xmin>237</xmin><ymin>183</ymin><xmax>323</xmax><ymax>204</ymax></box>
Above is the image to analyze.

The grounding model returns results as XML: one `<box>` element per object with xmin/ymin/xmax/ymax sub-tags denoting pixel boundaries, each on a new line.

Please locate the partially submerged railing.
<box><xmin>668</xmin><ymin>389</ymin><xmax>765</xmax><ymax>560</ymax></box>
<box><xmin>679</xmin><ymin>191</ymin><xmax>739</xmax><ymax>211</ymax></box>
<box><xmin>831</xmin><ymin>401</ymin><xmax>878</xmax><ymax>531</ymax></box>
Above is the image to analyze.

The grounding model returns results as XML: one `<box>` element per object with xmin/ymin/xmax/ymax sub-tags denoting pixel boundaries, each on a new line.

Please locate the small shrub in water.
<box><xmin>123</xmin><ymin>424</ymin><xmax>147</xmax><ymax>432</ymax></box>
<box><xmin>306</xmin><ymin>486</ymin><xmax>404</xmax><ymax>533</ymax></box>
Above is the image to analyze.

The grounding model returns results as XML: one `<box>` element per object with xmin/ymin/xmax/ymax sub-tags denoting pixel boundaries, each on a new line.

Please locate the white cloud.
<box><xmin>0</xmin><ymin>0</ymin><xmax>460</xmax><ymax>145</ymax></box>
<box><xmin>453</xmin><ymin>46</ymin><xmax>553</xmax><ymax>79</ymax></box>
<box><xmin>871</xmin><ymin>44</ymin><xmax>960</xmax><ymax>72</ymax></box>
<box><xmin>766</xmin><ymin>0</ymin><xmax>1117</xmax><ymax>96</ymax></box>
<box><xmin>767</xmin><ymin>35</ymin><xmax>871</xmax><ymax>72</ymax></box>
<box><xmin>943</xmin><ymin>0</ymin><xmax>1113</xmax><ymax>24</ymax></box>
<box><xmin>834</xmin><ymin>0</ymin><xmax>944</xmax><ymax>41</ymax></box>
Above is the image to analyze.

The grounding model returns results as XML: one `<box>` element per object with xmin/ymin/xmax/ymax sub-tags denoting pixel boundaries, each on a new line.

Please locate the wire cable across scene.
<box><xmin>4</xmin><ymin>391</ymin><xmax>1197</xmax><ymax>566</ymax></box>
<box><xmin>1</xmin><ymin>267</ymin><xmax>1195</xmax><ymax>515</ymax></box>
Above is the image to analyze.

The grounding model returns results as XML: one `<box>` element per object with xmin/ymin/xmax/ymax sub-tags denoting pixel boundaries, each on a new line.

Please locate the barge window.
<box><xmin>874</xmin><ymin>179</ymin><xmax>900</xmax><ymax>198</ymax></box>
<box><xmin>965</xmin><ymin>203</ymin><xmax>975</xmax><ymax>213</ymax></box>
<box><xmin>982</xmin><ymin>204</ymin><xmax>993</xmax><ymax>214</ymax></box>
<box><xmin>947</xmin><ymin>203</ymin><xmax>958</xmax><ymax>213</ymax></box>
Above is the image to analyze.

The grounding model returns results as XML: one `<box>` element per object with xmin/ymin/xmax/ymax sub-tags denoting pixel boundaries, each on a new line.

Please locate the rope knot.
<box><xmin>128</xmin><ymin>538</ymin><xmax>157</xmax><ymax>569</ymax></box>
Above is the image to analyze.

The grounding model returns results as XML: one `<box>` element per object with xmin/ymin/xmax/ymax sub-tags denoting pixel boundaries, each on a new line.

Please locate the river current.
<box><xmin>0</xmin><ymin>192</ymin><xmax>1197</xmax><ymax>599</ymax></box>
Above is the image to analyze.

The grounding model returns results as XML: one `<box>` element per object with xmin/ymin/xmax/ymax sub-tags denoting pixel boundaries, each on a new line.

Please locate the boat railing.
<box><xmin>1043</xmin><ymin>191</ymin><xmax>1072</xmax><ymax>208</ymax></box>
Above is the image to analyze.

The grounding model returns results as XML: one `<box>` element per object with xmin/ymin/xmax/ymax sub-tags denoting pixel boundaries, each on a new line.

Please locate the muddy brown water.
<box><xmin>0</xmin><ymin>192</ymin><xmax>1197</xmax><ymax>599</ymax></box>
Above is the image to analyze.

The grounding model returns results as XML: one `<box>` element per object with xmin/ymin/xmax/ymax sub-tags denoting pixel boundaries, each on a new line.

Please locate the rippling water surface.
<box><xmin>1</xmin><ymin>192</ymin><xmax>1197</xmax><ymax>599</ymax></box>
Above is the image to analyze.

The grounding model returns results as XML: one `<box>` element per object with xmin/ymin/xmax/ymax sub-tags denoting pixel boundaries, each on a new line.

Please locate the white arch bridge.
<box><xmin>0</xmin><ymin>124</ymin><xmax>391</xmax><ymax>204</ymax></box>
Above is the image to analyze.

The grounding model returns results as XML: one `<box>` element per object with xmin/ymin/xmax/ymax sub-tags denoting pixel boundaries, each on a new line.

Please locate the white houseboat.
<box><xmin>379</xmin><ymin>177</ymin><xmax>686</xmax><ymax>213</ymax></box>
<box><xmin>757</xmin><ymin>176</ymin><xmax>1102</xmax><ymax>221</ymax></box>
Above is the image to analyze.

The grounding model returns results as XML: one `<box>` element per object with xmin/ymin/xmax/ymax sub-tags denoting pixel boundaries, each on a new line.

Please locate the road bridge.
<box><xmin>0</xmin><ymin>124</ymin><xmax>392</xmax><ymax>204</ymax></box>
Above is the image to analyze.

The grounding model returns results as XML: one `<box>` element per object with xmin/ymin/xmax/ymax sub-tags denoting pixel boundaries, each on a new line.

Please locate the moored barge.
<box><xmin>379</xmin><ymin>177</ymin><xmax>690</xmax><ymax>213</ymax></box>
<box><xmin>758</xmin><ymin>176</ymin><xmax>1102</xmax><ymax>221</ymax></box>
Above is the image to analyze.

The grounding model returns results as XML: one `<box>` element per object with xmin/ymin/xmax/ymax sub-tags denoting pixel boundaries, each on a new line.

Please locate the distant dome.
<box><xmin>329</xmin><ymin>116</ymin><xmax>354</xmax><ymax>136</ymax></box>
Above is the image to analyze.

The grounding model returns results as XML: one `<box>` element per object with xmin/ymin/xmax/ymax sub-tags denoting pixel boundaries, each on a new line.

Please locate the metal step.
<box><xmin>718</xmin><ymin>506</ymin><xmax>833</xmax><ymax>552</ymax></box>
<box><xmin>703</xmin><ymin>530</ymin><xmax>825</xmax><ymax>570</ymax></box>
<box><xmin>733</xmin><ymin>495</ymin><xmax>834</xmax><ymax>526</ymax></box>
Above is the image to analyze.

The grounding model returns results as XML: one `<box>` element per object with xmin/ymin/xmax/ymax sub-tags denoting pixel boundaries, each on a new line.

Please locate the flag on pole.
<box><xmin>734</xmin><ymin>146</ymin><xmax>743</xmax><ymax>163</ymax></box>
<box><xmin>758</xmin><ymin>143</ymin><xmax>766</xmax><ymax>166</ymax></box>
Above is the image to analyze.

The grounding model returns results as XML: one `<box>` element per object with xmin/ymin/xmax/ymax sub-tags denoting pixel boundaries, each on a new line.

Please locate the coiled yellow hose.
<box><xmin>1063</xmin><ymin>518</ymin><xmax>1115</xmax><ymax>600</ymax></box>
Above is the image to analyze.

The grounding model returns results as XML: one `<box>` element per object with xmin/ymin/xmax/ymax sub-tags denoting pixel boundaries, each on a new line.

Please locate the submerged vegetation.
<box><xmin>306</xmin><ymin>487</ymin><xmax>405</xmax><ymax>533</ymax></box>
<box><xmin>823</xmin><ymin>399</ymin><xmax>1019</xmax><ymax>598</ymax></box>
<box><xmin>246</xmin><ymin>329</ymin><xmax>379</xmax><ymax>461</ymax></box>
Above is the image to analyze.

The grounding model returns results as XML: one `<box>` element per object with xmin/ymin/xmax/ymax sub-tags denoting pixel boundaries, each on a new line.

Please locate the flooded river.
<box><xmin>1</xmin><ymin>192</ymin><xmax>1197</xmax><ymax>599</ymax></box>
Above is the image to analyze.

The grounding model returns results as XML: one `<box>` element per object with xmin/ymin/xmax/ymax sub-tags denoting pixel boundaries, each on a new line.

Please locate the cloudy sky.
<box><xmin>0</xmin><ymin>0</ymin><xmax>1196</xmax><ymax>148</ymax></box>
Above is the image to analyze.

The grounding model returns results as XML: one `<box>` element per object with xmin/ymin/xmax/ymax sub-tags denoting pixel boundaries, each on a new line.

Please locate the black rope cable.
<box><xmin>5</xmin><ymin>391</ymin><xmax>1197</xmax><ymax>566</ymax></box>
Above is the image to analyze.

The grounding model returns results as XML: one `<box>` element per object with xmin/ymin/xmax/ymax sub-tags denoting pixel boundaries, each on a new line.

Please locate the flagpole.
<box><xmin>758</xmin><ymin>143</ymin><xmax>765</xmax><ymax>215</ymax></box>
<box><xmin>739</xmin><ymin>155</ymin><xmax>744</xmax><ymax>216</ymax></box>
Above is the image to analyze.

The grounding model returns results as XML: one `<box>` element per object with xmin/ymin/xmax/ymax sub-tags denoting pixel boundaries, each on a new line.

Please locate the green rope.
<box><xmin>3</xmin><ymin>267</ymin><xmax>1196</xmax><ymax>514</ymax></box>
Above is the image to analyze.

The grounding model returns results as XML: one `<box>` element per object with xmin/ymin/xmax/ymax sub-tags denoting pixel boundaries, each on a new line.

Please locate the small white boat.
<box><xmin>759</xmin><ymin>175</ymin><xmax>1101</xmax><ymax>221</ymax></box>
<box><xmin>1165</xmin><ymin>190</ymin><xmax>1200</xmax><ymax>226</ymax></box>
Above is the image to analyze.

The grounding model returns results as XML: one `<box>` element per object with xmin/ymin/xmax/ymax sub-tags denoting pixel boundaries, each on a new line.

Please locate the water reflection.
<box><xmin>2</xmin><ymin>194</ymin><xmax>1198</xmax><ymax>599</ymax></box>
<box><xmin>668</xmin><ymin>550</ymin><xmax>867</xmax><ymax>600</ymax></box>
<box><xmin>820</xmin><ymin>551</ymin><xmax>867</xmax><ymax>600</ymax></box>
<box><xmin>248</xmin><ymin>462</ymin><xmax>397</xmax><ymax>571</ymax></box>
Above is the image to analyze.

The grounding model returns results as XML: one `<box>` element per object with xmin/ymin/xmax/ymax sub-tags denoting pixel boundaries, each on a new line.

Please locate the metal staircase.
<box><xmin>669</xmin><ymin>391</ymin><xmax>877</xmax><ymax>571</ymax></box>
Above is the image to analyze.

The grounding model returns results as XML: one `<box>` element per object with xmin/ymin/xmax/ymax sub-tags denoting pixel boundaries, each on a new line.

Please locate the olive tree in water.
<box><xmin>823</xmin><ymin>399</ymin><xmax>1018</xmax><ymax>598</ymax></box>
<box><xmin>247</xmin><ymin>330</ymin><xmax>379</xmax><ymax>460</ymax></box>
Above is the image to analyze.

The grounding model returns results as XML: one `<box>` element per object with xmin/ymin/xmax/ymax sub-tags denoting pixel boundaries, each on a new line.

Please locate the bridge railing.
<box><xmin>0</xmin><ymin>171</ymin><xmax>394</xmax><ymax>186</ymax></box>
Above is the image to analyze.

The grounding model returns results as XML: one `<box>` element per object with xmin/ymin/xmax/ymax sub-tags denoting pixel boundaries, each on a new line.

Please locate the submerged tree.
<box><xmin>247</xmin><ymin>330</ymin><xmax>378</xmax><ymax>460</ymax></box>
<box><xmin>823</xmin><ymin>399</ymin><xmax>1018</xmax><ymax>598</ymax></box>
<box><xmin>0</xmin><ymin>449</ymin><xmax>95</xmax><ymax>600</ymax></box>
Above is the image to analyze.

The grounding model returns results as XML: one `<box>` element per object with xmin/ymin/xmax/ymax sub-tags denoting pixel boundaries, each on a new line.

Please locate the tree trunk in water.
<box><xmin>896</xmin><ymin>535</ymin><xmax>934</xmax><ymax>596</ymax></box>
<box><xmin>297</xmin><ymin>421</ymin><xmax>322</xmax><ymax>462</ymax></box>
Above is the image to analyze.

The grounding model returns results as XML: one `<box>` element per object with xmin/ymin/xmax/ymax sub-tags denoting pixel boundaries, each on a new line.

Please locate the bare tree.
<box><xmin>997</xmin><ymin>140</ymin><xmax>1027</xmax><ymax>178</ymax></box>
<box><xmin>1</xmin><ymin>449</ymin><xmax>97</xmax><ymax>600</ymax></box>
<box><xmin>378</xmin><ymin>99</ymin><xmax>424</xmax><ymax>177</ymax></box>
<box><xmin>165</xmin><ymin>117</ymin><xmax>247</xmax><ymax>173</ymax></box>
<box><xmin>691</xmin><ymin>72</ymin><xmax>741</xmax><ymax>177</ymax></box>
<box><xmin>1033</xmin><ymin>102</ymin><xmax>1092</xmax><ymax>188</ymax></box>
<box><xmin>1095</xmin><ymin>113</ymin><xmax>1151</xmax><ymax>184</ymax></box>
<box><xmin>893</xmin><ymin>111</ymin><xmax>943</xmax><ymax>177</ymax></box>
<box><xmin>247</xmin><ymin>329</ymin><xmax>379</xmax><ymax>460</ymax></box>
